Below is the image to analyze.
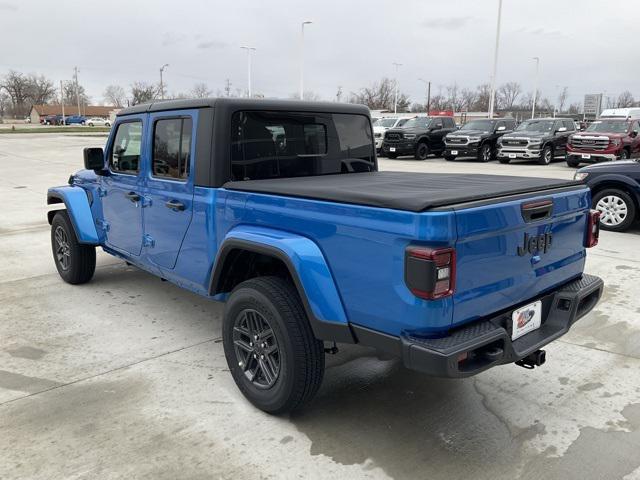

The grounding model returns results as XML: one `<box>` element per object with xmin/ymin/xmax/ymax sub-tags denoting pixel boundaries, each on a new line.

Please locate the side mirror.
<box><xmin>497</xmin><ymin>125</ymin><xmax>506</xmax><ymax>131</ymax></box>
<box><xmin>557</xmin><ymin>127</ymin><xmax>568</xmax><ymax>133</ymax></box>
<box><xmin>83</xmin><ymin>147</ymin><xmax>106</xmax><ymax>173</ymax></box>
<box><xmin>631</xmin><ymin>130</ymin><xmax>638</xmax><ymax>138</ymax></box>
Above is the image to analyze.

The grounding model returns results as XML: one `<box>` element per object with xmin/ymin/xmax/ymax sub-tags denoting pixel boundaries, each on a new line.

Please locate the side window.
<box><xmin>110</xmin><ymin>121</ymin><xmax>143</xmax><ymax>174</ymax></box>
<box><xmin>152</xmin><ymin>117</ymin><xmax>193</xmax><ymax>180</ymax></box>
<box><xmin>433</xmin><ymin>119</ymin><xmax>443</xmax><ymax>128</ymax></box>
<box><xmin>632</xmin><ymin>121</ymin><xmax>640</xmax><ymax>133</ymax></box>
<box><xmin>563</xmin><ymin>120</ymin><xmax>575</xmax><ymax>131</ymax></box>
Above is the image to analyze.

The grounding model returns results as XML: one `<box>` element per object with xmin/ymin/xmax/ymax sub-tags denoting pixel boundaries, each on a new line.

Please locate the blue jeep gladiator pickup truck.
<box><xmin>47</xmin><ymin>98</ymin><xmax>604</xmax><ymax>413</ymax></box>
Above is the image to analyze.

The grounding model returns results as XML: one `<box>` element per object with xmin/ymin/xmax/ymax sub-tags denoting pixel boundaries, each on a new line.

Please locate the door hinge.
<box><xmin>142</xmin><ymin>234</ymin><xmax>155</xmax><ymax>248</ymax></box>
<box><xmin>96</xmin><ymin>219</ymin><xmax>110</xmax><ymax>232</ymax></box>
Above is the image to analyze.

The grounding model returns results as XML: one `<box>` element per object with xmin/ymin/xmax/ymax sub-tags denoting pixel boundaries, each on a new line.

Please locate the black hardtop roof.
<box><xmin>117</xmin><ymin>97</ymin><xmax>371</xmax><ymax>117</ymax></box>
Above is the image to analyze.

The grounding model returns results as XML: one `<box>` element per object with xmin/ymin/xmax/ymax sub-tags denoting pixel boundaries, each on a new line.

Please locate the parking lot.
<box><xmin>1</xmin><ymin>133</ymin><xmax>639</xmax><ymax>480</ymax></box>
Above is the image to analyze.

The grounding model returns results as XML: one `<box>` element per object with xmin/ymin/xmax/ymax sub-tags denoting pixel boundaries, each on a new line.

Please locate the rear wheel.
<box><xmin>478</xmin><ymin>143</ymin><xmax>492</xmax><ymax>162</ymax></box>
<box><xmin>223</xmin><ymin>276</ymin><xmax>325</xmax><ymax>414</ymax></box>
<box><xmin>414</xmin><ymin>142</ymin><xmax>429</xmax><ymax>160</ymax></box>
<box><xmin>51</xmin><ymin>211</ymin><xmax>96</xmax><ymax>284</ymax></box>
<box><xmin>593</xmin><ymin>189</ymin><xmax>636</xmax><ymax>232</ymax></box>
<box><xmin>538</xmin><ymin>145</ymin><xmax>554</xmax><ymax>165</ymax></box>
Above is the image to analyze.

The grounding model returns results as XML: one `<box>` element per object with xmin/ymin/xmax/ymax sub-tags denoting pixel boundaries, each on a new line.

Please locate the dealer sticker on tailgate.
<box><xmin>511</xmin><ymin>300</ymin><xmax>542</xmax><ymax>340</ymax></box>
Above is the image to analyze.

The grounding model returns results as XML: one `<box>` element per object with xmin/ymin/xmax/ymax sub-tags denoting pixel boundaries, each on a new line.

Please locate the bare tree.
<box><xmin>130</xmin><ymin>82</ymin><xmax>158</xmax><ymax>105</ymax></box>
<box><xmin>496</xmin><ymin>82</ymin><xmax>522</xmax><ymax>110</ymax></box>
<box><xmin>103</xmin><ymin>85</ymin><xmax>127</xmax><ymax>106</ymax></box>
<box><xmin>472</xmin><ymin>83</ymin><xmax>491</xmax><ymax>111</ymax></box>
<box><xmin>0</xmin><ymin>92</ymin><xmax>9</xmax><ymax>120</ymax></box>
<box><xmin>0</xmin><ymin>70</ymin><xmax>31</xmax><ymax>116</ymax></box>
<box><xmin>410</xmin><ymin>103</ymin><xmax>425</xmax><ymax>113</ymax></box>
<box><xmin>556</xmin><ymin>86</ymin><xmax>569</xmax><ymax>113</ymax></box>
<box><xmin>460</xmin><ymin>88</ymin><xmax>478</xmax><ymax>111</ymax></box>
<box><xmin>616</xmin><ymin>90</ymin><xmax>635</xmax><ymax>108</ymax></box>
<box><xmin>349</xmin><ymin>78</ymin><xmax>409</xmax><ymax>111</ymax></box>
<box><xmin>445</xmin><ymin>83</ymin><xmax>465</xmax><ymax>112</ymax></box>
<box><xmin>428</xmin><ymin>94</ymin><xmax>447</xmax><ymax>111</ymax></box>
<box><xmin>62</xmin><ymin>81</ymin><xmax>90</xmax><ymax>109</ymax></box>
<box><xmin>25</xmin><ymin>74</ymin><xmax>56</xmax><ymax>105</ymax></box>
<box><xmin>568</xmin><ymin>102</ymin><xmax>581</xmax><ymax>114</ymax></box>
<box><xmin>190</xmin><ymin>82</ymin><xmax>212</xmax><ymax>99</ymax></box>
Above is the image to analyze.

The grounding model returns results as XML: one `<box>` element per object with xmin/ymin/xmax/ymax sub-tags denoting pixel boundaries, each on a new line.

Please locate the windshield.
<box><xmin>586</xmin><ymin>120</ymin><xmax>630</xmax><ymax>134</ymax></box>
<box><xmin>516</xmin><ymin>120</ymin><xmax>555</xmax><ymax>132</ymax></box>
<box><xmin>460</xmin><ymin>120</ymin><xmax>496</xmax><ymax>132</ymax></box>
<box><xmin>375</xmin><ymin>118</ymin><xmax>398</xmax><ymax>128</ymax></box>
<box><xmin>402</xmin><ymin>117</ymin><xmax>431</xmax><ymax>129</ymax></box>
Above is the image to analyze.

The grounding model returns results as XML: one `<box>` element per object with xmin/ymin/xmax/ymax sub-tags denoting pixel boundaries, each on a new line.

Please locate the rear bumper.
<box><xmin>352</xmin><ymin>274</ymin><xmax>603</xmax><ymax>378</ymax></box>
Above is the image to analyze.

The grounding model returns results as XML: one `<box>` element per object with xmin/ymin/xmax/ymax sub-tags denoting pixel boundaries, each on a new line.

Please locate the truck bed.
<box><xmin>224</xmin><ymin>172</ymin><xmax>583</xmax><ymax>212</ymax></box>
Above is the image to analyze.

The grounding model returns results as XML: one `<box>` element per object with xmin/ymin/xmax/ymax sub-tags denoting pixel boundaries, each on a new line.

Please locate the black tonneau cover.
<box><xmin>223</xmin><ymin>172</ymin><xmax>583</xmax><ymax>212</ymax></box>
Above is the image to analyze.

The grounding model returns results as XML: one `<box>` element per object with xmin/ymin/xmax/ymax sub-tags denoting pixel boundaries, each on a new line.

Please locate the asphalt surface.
<box><xmin>1</xmin><ymin>134</ymin><xmax>639</xmax><ymax>480</ymax></box>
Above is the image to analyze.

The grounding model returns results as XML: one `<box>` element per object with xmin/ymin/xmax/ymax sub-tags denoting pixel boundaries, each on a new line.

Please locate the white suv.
<box><xmin>86</xmin><ymin>117</ymin><xmax>111</xmax><ymax>127</ymax></box>
<box><xmin>373</xmin><ymin>118</ymin><xmax>408</xmax><ymax>153</ymax></box>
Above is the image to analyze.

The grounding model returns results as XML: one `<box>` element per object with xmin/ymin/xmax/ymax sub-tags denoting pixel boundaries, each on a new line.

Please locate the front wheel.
<box><xmin>538</xmin><ymin>145</ymin><xmax>553</xmax><ymax>165</ymax></box>
<box><xmin>223</xmin><ymin>276</ymin><xmax>325</xmax><ymax>414</ymax></box>
<box><xmin>478</xmin><ymin>143</ymin><xmax>492</xmax><ymax>162</ymax></box>
<box><xmin>51</xmin><ymin>211</ymin><xmax>96</xmax><ymax>284</ymax></box>
<box><xmin>414</xmin><ymin>142</ymin><xmax>429</xmax><ymax>160</ymax></box>
<box><xmin>566</xmin><ymin>158</ymin><xmax>580</xmax><ymax>168</ymax></box>
<box><xmin>593</xmin><ymin>189</ymin><xmax>636</xmax><ymax>232</ymax></box>
<box><xmin>620</xmin><ymin>149</ymin><xmax>630</xmax><ymax>160</ymax></box>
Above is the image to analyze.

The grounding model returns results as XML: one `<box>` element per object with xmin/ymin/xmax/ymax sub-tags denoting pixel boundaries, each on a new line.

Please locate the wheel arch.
<box><xmin>210</xmin><ymin>227</ymin><xmax>355</xmax><ymax>343</ymax></box>
<box><xmin>47</xmin><ymin>186</ymin><xmax>99</xmax><ymax>244</ymax></box>
<box><xmin>589</xmin><ymin>177</ymin><xmax>640</xmax><ymax>210</ymax></box>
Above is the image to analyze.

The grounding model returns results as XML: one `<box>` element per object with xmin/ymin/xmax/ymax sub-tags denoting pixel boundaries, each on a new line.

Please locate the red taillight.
<box><xmin>405</xmin><ymin>246</ymin><xmax>456</xmax><ymax>300</ymax></box>
<box><xmin>586</xmin><ymin>209</ymin><xmax>601</xmax><ymax>248</ymax></box>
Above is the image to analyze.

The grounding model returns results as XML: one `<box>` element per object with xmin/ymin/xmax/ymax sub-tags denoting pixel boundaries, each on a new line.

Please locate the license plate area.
<box><xmin>509</xmin><ymin>153</ymin><xmax>517</xmax><ymax>159</ymax></box>
<box><xmin>511</xmin><ymin>300</ymin><xmax>542</xmax><ymax>340</ymax></box>
<box><xmin>451</xmin><ymin>150</ymin><xmax>458</xmax><ymax>155</ymax></box>
<box><xmin>582</xmin><ymin>154</ymin><xmax>591</xmax><ymax>159</ymax></box>
<box><xmin>389</xmin><ymin>147</ymin><xmax>396</xmax><ymax>152</ymax></box>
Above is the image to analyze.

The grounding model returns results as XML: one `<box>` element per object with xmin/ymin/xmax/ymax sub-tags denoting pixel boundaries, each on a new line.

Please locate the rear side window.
<box><xmin>230</xmin><ymin>111</ymin><xmax>374</xmax><ymax>181</ymax></box>
<box><xmin>563</xmin><ymin>120</ymin><xmax>575</xmax><ymax>131</ymax></box>
<box><xmin>110</xmin><ymin>121</ymin><xmax>143</xmax><ymax>174</ymax></box>
<box><xmin>443</xmin><ymin>117</ymin><xmax>455</xmax><ymax>128</ymax></box>
<box><xmin>152</xmin><ymin>117</ymin><xmax>193</xmax><ymax>180</ymax></box>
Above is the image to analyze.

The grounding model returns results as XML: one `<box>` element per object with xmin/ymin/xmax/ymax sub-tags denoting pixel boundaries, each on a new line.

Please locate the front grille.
<box><xmin>570</xmin><ymin>136</ymin><xmax>610</xmax><ymax>151</ymax></box>
<box><xmin>446</xmin><ymin>136</ymin><xmax>468</xmax><ymax>145</ymax></box>
<box><xmin>501</xmin><ymin>138</ymin><xmax>528</xmax><ymax>147</ymax></box>
<box><xmin>385</xmin><ymin>132</ymin><xmax>402</xmax><ymax>141</ymax></box>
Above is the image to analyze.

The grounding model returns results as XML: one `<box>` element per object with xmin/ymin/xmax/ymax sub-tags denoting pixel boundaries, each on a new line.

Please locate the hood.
<box><xmin>387</xmin><ymin>126</ymin><xmax>424</xmax><ymax>135</ymax></box>
<box><xmin>447</xmin><ymin>129</ymin><xmax>490</xmax><ymax>137</ymax></box>
<box><xmin>580</xmin><ymin>159</ymin><xmax>639</xmax><ymax>172</ymax></box>
<box><xmin>502</xmin><ymin>131</ymin><xmax>549</xmax><ymax>139</ymax></box>
<box><xmin>573</xmin><ymin>132</ymin><xmax>626</xmax><ymax>139</ymax></box>
<box><xmin>373</xmin><ymin>125</ymin><xmax>389</xmax><ymax>134</ymax></box>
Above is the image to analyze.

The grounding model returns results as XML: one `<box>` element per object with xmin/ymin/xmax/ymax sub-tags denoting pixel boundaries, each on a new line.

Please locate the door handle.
<box><xmin>125</xmin><ymin>191</ymin><xmax>141</xmax><ymax>202</ymax></box>
<box><xmin>165</xmin><ymin>200</ymin><xmax>185</xmax><ymax>211</ymax></box>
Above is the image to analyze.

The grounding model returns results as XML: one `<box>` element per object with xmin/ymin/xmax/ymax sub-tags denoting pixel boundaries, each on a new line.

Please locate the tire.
<box><xmin>51</xmin><ymin>211</ymin><xmax>96</xmax><ymax>284</ymax></box>
<box><xmin>88</xmin><ymin>123</ymin><xmax>94</xmax><ymax>127</ymax></box>
<box><xmin>223</xmin><ymin>276</ymin><xmax>325</xmax><ymax>414</ymax></box>
<box><xmin>593</xmin><ymin>188</ymin><xmax>636</xmax><ymax>232</ymax></box>
<box><xmin>538</xmin><ymin>145</ymin><xmax>553</xmax><ymax>165</ymax></box>
<box><xmin>414</xmin><ymin>142</ymin><xmax>429</xmax><ymax>160</ymax></box>
<box><xmin>478</xmin><ymin>143</ymin><xmax>492</xmax><ymax>162</ymax></box>
<box><xmin>620</xmin><ymin>149</ymin><xmax>630</xmax><ymax>160</ymax></box>
<box><xmin>566</xmin><ymin>158</ymin><xmax>580</xmax><ymax>168</ymax></box>
<box><xmin>443</xmin><ymin>154</ymin><xmax>456</xmax><ymax>161</ymax></box>
<box><xmin>498</xmin><ymin>157</ymin><xmax>510</xmax><ymax>164</ymax></box>
<box><xmin>387</xmin><ymin>153</ymin><xmax>398</xmax><ymax>159</ymax></box>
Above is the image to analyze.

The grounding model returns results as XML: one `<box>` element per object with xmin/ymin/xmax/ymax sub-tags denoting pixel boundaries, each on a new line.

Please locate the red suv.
<box><xmin>566</xmin><ymin>118</ymin><xmax>640</xmax><ymax>167</ymax></box>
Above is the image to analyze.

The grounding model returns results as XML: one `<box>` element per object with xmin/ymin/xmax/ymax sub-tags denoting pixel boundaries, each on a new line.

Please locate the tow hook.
<box><xmin>515</xmin><ymin>349</ymin><xmax>546</xmax><ymax>369</ymax></box>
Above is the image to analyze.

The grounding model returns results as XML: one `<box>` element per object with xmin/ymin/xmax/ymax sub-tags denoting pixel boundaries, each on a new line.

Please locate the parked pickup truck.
<box><xmin>382</xmin><ymin>115</ymin><xmax>456</xmax><ymax>159</ymax></box>
<box><xmin>444</xmin><ymin>118</ymin><xmax>516</xmax><ymax>162</ymax></box>
<box><xmin>47</xmin><ymin>98</ymin><xmax>604</xmax><ymax>414</ymax></box>
<box><xmin>498</xmin><ymin>118</ymin><xmax>576</xmax><ymax>165</ymax></box>
<box><xmin>566</xmin><ymin>118</ymin><xmax>640</xmax><ymax>167</ymax></box>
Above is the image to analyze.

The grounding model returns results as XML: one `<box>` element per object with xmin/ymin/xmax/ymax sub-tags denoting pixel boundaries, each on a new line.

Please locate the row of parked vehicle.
<box><xmin>374</xmin><ymin>109</ymin><xmax>640</xmax><ymax>168</ymax></box>
<box><xmin>41</xmin><ymin>115</ymin><xmax>111</xmax><ymax>127</ymax></box>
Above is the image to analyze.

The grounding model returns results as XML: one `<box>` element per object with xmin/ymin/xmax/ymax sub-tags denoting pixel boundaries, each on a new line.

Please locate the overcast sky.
<box><xmin>0</xmin><ymin>0</ymin><xmax>637</xmax><ymax>107</ymax></box>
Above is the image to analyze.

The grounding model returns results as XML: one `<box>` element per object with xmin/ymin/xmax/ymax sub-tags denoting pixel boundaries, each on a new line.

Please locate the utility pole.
<box><xmin>60</xmin><ymin>80</ymin><xmax>65</xmax><ymax>125</ymax></box>
<box><xmin>159</xmin><ymin>64</ymin><xmax>169</xmax><ymax>100</ymax></box>
<box><xmin>300</xmin><ymin>20</ymin><xmax>313</xmax><ymax>100</ymax></box>
<box><xmin>336</xmin><ymin>85</ymin><xmax>343</xmax><ymax>102</ymax></box>
<box><xmin>73</xmin><ymin>67</ymin><xmax>81</xmax><ymax>116</ymax></box>
<box><xmin>531</xmin><ymin>56</ymin><xmax>540</xmax><ymax>119</ymax></box>
<box><xmin>419</xmin><ymin>78</ymin><xmax>431</xmax><ymax>114</ymax></box>
<box><xmin>240</xmin><ymin>46</ymin><xmax>256</xmax><ymax>98</ymax></box>
<box><xmin>392</xmin><ymin>62</ymin><xmax>402</xmax><ymax>114</ymax></box>
<box><xmin>225</xmin><ymin>79</ymin><xmax>232</xmax><ymax>97</ymax></box>
<box><xmin>488</xmin><ymin>0</ymin><xmax>503</xmax><ymax>118</ymax></box>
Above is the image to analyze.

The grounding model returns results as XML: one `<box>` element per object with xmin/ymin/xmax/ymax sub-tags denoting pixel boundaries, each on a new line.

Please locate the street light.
<box><xmin>159</xmin><ymin>64</ymin><xmax>169</xmax><ymax>100</ymax></box>
<box><xmin>392</xmin><ymin>62</ymin><xmax>402</xmax><ymax>114</ymax></box>
<box><xmin>488</xmin><ymin>0</ymin><xmax>503</xmax><ymax>118</ymax></box>
<box><xmin>531</xmin><ymin>57</ymin><xmax>540</xmax><ymax>119</ymax></box>
<box><xmin>300</xmin><ymin>20</ymin><xmax>313</xmax><ymax>100</ymax></box>
<box><xmin>418</xmin><ymin>78</ymin><xmax>431</xmax><ymax>114</ymax></box>
<box><xmin>240</xmin><ymin>46</ymin><xmax>256</xmax><ymax>98</ymax></box>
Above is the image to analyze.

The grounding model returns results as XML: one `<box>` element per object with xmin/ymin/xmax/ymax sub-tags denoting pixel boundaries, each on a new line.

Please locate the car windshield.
<box><xmin>460</xmin><ymin>120</ymin><xmax>495</xmax><ymax>132</ymax></box>
<box><xmin>375</xmin><ymin>118</ymin><xmax>398</xmax><ymax>128</ymax></box>
<box><xmin>402</xmin><ymin>117</ymin><xmax>431</xmax><ymax>129</ymax></box>
<box><xmin>515</xmin><ymin>120</ymin><xmax>555</xmax><ymax>132</ymax></box>
<box><xmin>586</xmin><ymin>120</ymin><xmax>630</xmax><ymax>133</ymax></box>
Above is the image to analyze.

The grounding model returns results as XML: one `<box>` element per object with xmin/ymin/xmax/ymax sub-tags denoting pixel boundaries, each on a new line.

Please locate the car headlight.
<box><xmin>404</xmin><ymin>134</ymin><xmax>416</xmax><ymax>139</ymax></box>
<box><xmin>467</xmin><ymin>136</ymin><xmax>481</xmax><ymax>142</ymax></box>
<box><xmin>574</xmin><ymin>172</ymin><xmax>589</xmax><ymax>181</ymax></box>
<box><xmin>528</xmin><ymin>139</ymin><xmax>542</xmax><ymax>145</ymax></box>
<box><xmin>610</xmin><ymin>138</ymin><xmax>621</xmax><ymax>146</ymax></box>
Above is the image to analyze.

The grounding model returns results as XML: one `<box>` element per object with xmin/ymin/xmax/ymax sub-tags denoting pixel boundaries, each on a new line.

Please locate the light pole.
<box><xmin>418</xmin><ymin>78</ymin><xmax>431</xmax><ymax>114</ymax></box>
<box><xmin>240</xmin><ymin>46</ymin><xmax>256</xmax><ymax>98</ymax></box>
<box><xmin>300</xmin><ymin>21</ymin><xmax>313</xmax><ymax>100</ymax></box>
<box><xmin>531</xmin><ymin>57</ymin><xmax>540</xmax><ymax>118</ymax></box>
<box><xmin>159</xmin><ymin>64</ymin><xmax>169</xmax><ymax>100</ymax></box>
<box><xmin>488</xmin><ymin>0</ymin><xmax>503</xmax><ymax>118</ymax></box>
<box><xmin>392</xmin><ymin>62</ymin><xmax>402</xmax><ymax>114</ymax></box>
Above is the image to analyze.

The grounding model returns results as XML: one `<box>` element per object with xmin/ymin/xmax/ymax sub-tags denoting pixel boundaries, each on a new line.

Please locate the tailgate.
<box><xmin>452</xmin><ymin>186</ymin><xmax>590</xmax><ymax>327</ymax></box>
